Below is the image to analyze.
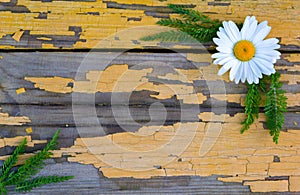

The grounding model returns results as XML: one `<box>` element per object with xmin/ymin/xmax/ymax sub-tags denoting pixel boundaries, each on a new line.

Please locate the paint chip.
<box><xmin>26</xmin><ymin>127</ymin><xmax>33</xmax><ymax>134</ymax></box>
<box><xmin>37</xmin><ymin>37</ymin><xmax>52</xmax><ymax>41</ymax></box>
<box><xmin>12</xmin><ymin>30</ymin><xmax>24</xmax><ymax>42</ymax></box>
<box><xmin>16</xmin><ymin>87</ymin><xmax>26</xmax><ymax>94</ymax></box>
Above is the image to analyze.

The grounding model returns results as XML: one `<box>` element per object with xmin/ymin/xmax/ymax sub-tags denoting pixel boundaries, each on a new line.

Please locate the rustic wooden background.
<box><xmin>0</xmin><ymin>0</ymin><xmax>300</xmax><ymax>194</ymax></box>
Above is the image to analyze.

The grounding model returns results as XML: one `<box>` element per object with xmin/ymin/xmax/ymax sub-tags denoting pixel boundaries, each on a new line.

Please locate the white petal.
<box><xmin>229</xmin><ymin>21</ymin><xmax>241</xmax><ymax>40</ymax></box>
<box><xmin>249</xmin><ymin>60</ymin><xmax>262</xmax><ymax>78</ymax></box>
<box><xmin>253</xmin><ymin>58</ymin><xmax>275</xmax><ymax>75</ymax></box>
<box><xmin>255</xmin><ymin>39</ymin><xmax>280</xmax><ymax>52</ymax></box>
<box><xmin>217</xmin><ymin>28</ymin><xmax>234</xmax><ymax>48</ymax></box>
<box><xmin>216</xmin><ymin>46</ymin><xmax>233</xmax><ymax>53</ymax></box>
<box><xmin>245</xmin><ymin>19</ymin><xmax>258</xmax><ymax>40</ymax></box>
<box><xmin>256</xmin><ymin>45</ymin><xmax>280</xmax><ymax>50</ymax></box>
<box><xmin>246</xmin><ymin>69</ymin><xmax>253</xmax><ymax>84</ymax></box>
<box><xmin>256</xmin><ymin>38</ymin><xmax>279</xmax><ymax>46</ymax></box>
<box><xmin>254</xmin><ymin>76</ymin><xmax>259</xmax><ymax>84</ymax></box>
<box><xmin>252</xmin><ymin>26</ymin><xmax>271</xmax><ymax>44</ymax></box>
<box><xmin>256</xmin><ymin>49</ymin><xmax>281</xmax><ymax>60</ymax></box>
<box><xmin>241</xmin><ymin>62</ymin><xmax>247</xmax><ymax>83</ymax></box>
<box><xmin>218</xmin><ymin>56</ymin><xmax>235</xmax><ymax>65</ymax></box>
<box><xmin>213</xmin><ymin>36</ymin><xmax>234</xmax><ymax>49</ymax></box>
<box><xmin>251</xmin><ymin>21</ymin><xmax>269</xmax><ymax>43</ymax></box>
<box><xmin>222</xmin><ymin>21</ymin><xmax>239</xmax><ymax>43</ymax></box>
<box><xmin>213</xmin><ymin>38</ymin><xmax>222</xmax><ymax>46</ymax></box>
<box><xmin>249</xmin><ymin>16</ymin><xmax>257</xmax><ymax>24</ymax></box>
<box><xmin>213</xmin><ymin>58</ymin><xmax>224</xmax><ymax>64</ymax></box>
<box><xmin>241</xmin><ymin>16</ymin><xmax>250</xmax><ymax>40</ymax></box>
<box><xmin>229</xmin><ymin>61</ymin><xmax>241</xmax><ymax>81</ymax></box>
<box><xmin>211</xmin><ymin>52</ymin><xmax>230</xmax><ymax>59</ymax></box>
<box><xmin>235</xmin><ymin>62</ymin><xmax>244</xmax><ymax>84</ymax></box>
<box><xmin>218</xmin><ymin>59</ymin><xmax>238</xmax><ymax>75</ymax></box>
<box><xmin>254</xmin><ymin>53</ymin><xmax>276</xmax><ymax>63</ymax></box>
<box><xmin>214</xmin><ymin>56</ymin><xmax>233</xmax><ymax>65</ymax></box>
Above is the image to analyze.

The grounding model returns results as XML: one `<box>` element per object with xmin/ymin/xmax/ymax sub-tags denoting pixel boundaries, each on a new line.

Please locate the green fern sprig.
<box><xmin>15</xmin><ymin>175</ymin><xmax>74</xmax><ymax>192</ymax></box>
<box><xmin>5</xmin><ymin>130</ymin><xmax>60</xmax><ymax>185</ymax></box>
<box><xmin>0</xmin><ymin>138</ymin><xmax>26</xmax><ymax>182</ymax></box>
<box><xmin>0</xmin><ymin>130</ymin><xmax>73</xmax><ymax>194</ymax></box>
<box><xmin>140</xmin><ymin>30</ymin><xmax>195</xmax><ymax>42</ymax></box>
<box><xmin>264</xmin><ymin>72</ymin><xmax>287</xmax><ymax>144</ymax></box>
<box><xmin>167</xmin><ymin>4</ymin><xmax>216</xmax><ymax>24</ymax></box>
<box><xmin>241</xmin><ymin>83</ymin><xmax>261</xmax><ymax>133</ymax></box>
<box><xmin>141</xmin><ymin>4</ymin><xmax>222</xmax><ymax>43</ymax></box>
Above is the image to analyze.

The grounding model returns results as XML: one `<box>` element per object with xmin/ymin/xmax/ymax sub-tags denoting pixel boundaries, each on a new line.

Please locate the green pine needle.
<box><xmin>264</xmin><ymin>72</ymin><xmax>287</xmax><ymax>144</ymax></box>
<box><xmin>241</xmin><ymin>83</ymin><xmax>261</xmax><ymax>133</ymax></box>
<box><xmin>15</xmin><ymin>175</ymin><xmax>74</xmax><ymax>192</ymax></box>
<box><xmin>0</xmin><ymin>130</ymin><xmax>73</xmax><ymax>194</ymax></box>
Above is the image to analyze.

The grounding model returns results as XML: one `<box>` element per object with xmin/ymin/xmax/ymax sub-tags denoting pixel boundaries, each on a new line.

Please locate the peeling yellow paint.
<box><xmin>1</xmin><ymin>1</ymin><xmax>300</xmax><ymax>193</ymax></box>
<box><xmin>12</xmin><ymin>30</ymin><xmax>24</xmax><ymax>42</ymax></box>
<box><xmin>0</xmin><ymin>153</ymin><xmax>35</xmax><ymax>166</ymax></box>
<box><xmin>16</xmin><ymin>87</ymin><xmax>26</xmax><ymax>94</ymax></box>
<box><xmin>26</xmin><ymin>127</ymin><xmax>33</xmax><ymax>134</ymax></box>
<box><xmin>211</xmin><ymin>94</ymin><xmax>244</xmax><ymax>104</ymax></box>
<box><xmin>290</xmin><ymin>176</ymin><xmax>300</xmax><ymax>192</ymax></box>
<box><xmin>36</xmin><ymin>37</ymin><xmax>52</xmax><ymax>41</ymax></box>
<box><xmin>186</xmin><ymin>53</ymin><xmax>212</xmax><ymax>63</ymax></box>
<box><xmin>25</xmin><ymin>64</ymin><xmax>210</xmax><ymax>104</ymax></box>
<box><xmin>0</xmin><ymin>112</ymin><xmax>31</xmax><ymax>126</ymax></box>
<box><xmin>244</xmin><ymin>181</ymin><xmax>289</xmax><ymax>192</ymax></box>
<box><xmin>3</xmin><ymin>136</ymin><xmax>31</xmax><ymax>146</ymax></box>
<box><xmin>0</xmin><ymin>0</ymin><xmax>298</xmax><ymax>49</ymax></box>
<box><xmin>286</xmin><ymin>93</ymin><xmax>300</xmax><ymax>106</ymax></box>
<box><xmin>48</xmin><ymin>111</ymin><xmax>300</xmax><ymax>193</ymax></box>
<box><xmin>0</xmin><ymin>0</ymin><xmax>10</xmax><ymax>3</ymax></box>
<box><xmin>285</xmin><ymin>54</ymin><xmax>300</xmax><ymax>62</ymax></box>
<box><xmin>218</xmin><ymin>175</ymin><xmax>265</xmax><ymax>183</ymax></box>
<box><xmin>25</xmin><ymin>76</ymin><xmax>74</xmax><ymax>94</ymax></box>
<box><xmin>280</xmin><ymin>74</ymin><xmax>300</xmax><ymax>85</ymax></box>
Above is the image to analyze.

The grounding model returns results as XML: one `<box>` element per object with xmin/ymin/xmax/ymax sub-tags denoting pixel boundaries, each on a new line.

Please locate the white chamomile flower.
<box><xmin>212</xmin><ymin>16</ymin><xmax>281</xmax><ymax>84</ymax></box>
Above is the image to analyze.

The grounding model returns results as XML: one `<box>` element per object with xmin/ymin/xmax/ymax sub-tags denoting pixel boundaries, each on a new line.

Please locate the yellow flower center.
<box><xmin>233</xmin><ymin>40</ymin><xmax>256</xmax><ymax>61</ymax></box>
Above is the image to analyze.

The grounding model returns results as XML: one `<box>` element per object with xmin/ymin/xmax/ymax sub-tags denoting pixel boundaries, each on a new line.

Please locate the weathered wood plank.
<box><xmin>0</xmin><ymin>52</ymin><xmax>299</xmax><ymax>138</ymax></box>
<box><xmin>0</xmin><ymin>0</ymin><xmax>300</xmax><ymax>194</ymax></box>
<box><xmin>0</xmin><ymin>0</ymin><xmax>299</xmax><ymax>50</ymax></box>
<box><xmin>0</xmin><ymin>51</ymin><xmax>299</xmax><ymax>193</ymax></box>
<box><xmin>2</xmin><ymin>161</ymin><xmax>253</xmax><ymax>195</ymax></box>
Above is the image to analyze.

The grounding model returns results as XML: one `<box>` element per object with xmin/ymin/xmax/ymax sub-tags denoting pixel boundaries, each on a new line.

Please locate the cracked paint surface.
<box><xmin>0</xmin><ymin>0</ymin><xmax>299</xmax><ymax>49</ymax></box>
<box><xmin>0</xmin><ymin>0</ymin><xmax>300</xmax><ymax>193</ymax></box>
<box><xmin>0</xmin><ymin>108</ymin><xmax>31</xmax><ymax>125</ymax></box>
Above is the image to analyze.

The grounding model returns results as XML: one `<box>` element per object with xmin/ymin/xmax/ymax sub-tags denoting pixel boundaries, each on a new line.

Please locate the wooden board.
<box><xmin>0</xmin><ymin>0</ymin><xmax>300</xmax><ymax>194</ymax></box>
<box><xmin>0</xmin><ymin>0</ymin><xmax>298</xmax><ymax>50</ymax></box>
<box><xmin>0</xmin><ymin>51</ymin><xmax>300</xmax><ymax>194</ymax></box>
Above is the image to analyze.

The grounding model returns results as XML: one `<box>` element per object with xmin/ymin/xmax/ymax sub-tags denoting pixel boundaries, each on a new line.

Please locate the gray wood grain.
<box><xmin>0</xmin><ymin>52</ymin><xmax>299</xmax><ymax>145</ymax></box>
<box><xmin>2</xmin><ymin>161</ymin><xmax>297</xmax><ymax>195</ymax></box>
